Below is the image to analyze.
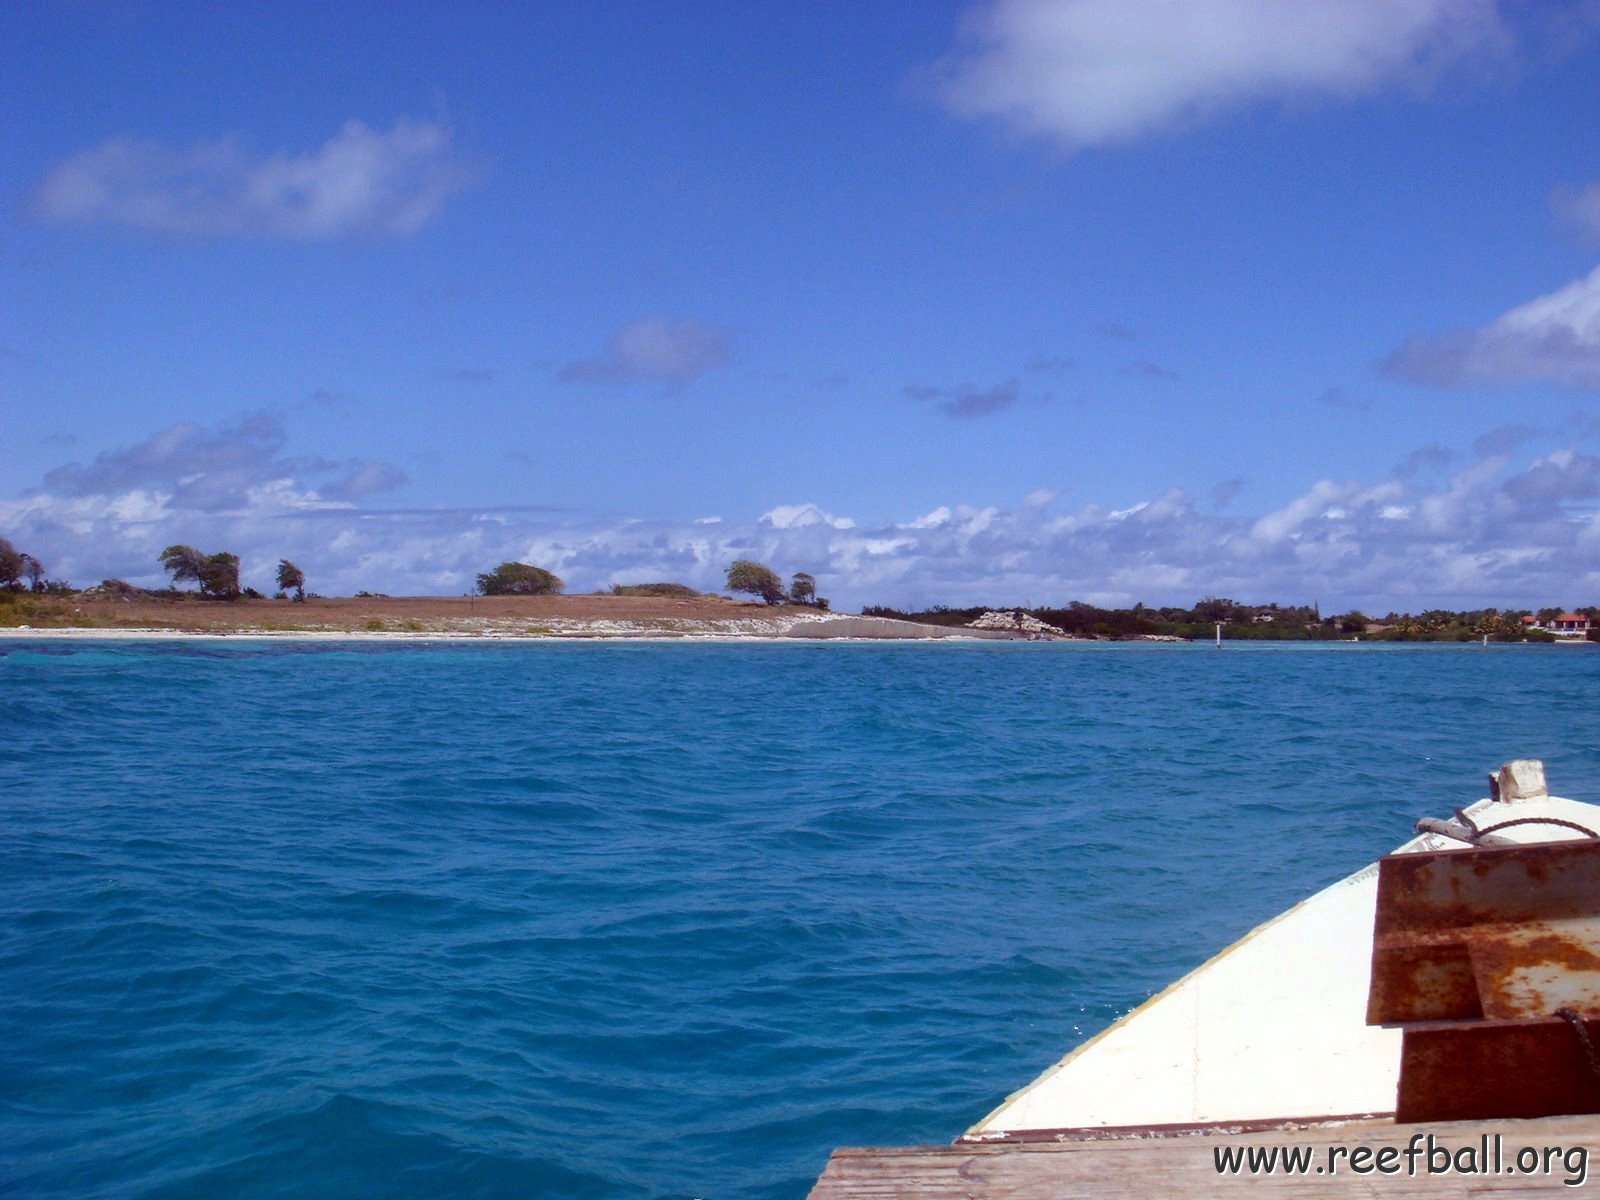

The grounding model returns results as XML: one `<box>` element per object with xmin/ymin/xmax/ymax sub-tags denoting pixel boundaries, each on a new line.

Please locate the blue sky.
<box><xmin>4</xmin><ymin>0</ymin><xmax>1599</xmax><ymax>612</ymax></box>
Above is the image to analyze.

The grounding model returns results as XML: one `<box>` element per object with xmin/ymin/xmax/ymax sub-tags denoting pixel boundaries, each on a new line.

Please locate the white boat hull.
<box><xmin>969</xmin><ymin>786</ymin><xmax>1600</xmax><ymax>1137</ymax></box>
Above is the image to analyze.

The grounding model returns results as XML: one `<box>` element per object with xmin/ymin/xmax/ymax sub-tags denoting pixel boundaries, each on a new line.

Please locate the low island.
<box><xmin>0</xmin><ymin>540</ymin><xmax>1594</xmax><ymax>643</ymax></box>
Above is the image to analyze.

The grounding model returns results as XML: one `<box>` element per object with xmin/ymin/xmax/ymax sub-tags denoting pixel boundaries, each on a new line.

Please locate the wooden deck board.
<box><xmin>808</xmin><ymin>1116</ymin><xmax>1600</xmax><ymax>1197</ymax></box>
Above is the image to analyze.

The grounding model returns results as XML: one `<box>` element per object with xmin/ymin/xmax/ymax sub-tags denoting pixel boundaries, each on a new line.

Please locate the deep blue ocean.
<box><xmin>3</xmin><ymin>638</ymin><xmax>1598</xmax><ymax>1199</ymax></box>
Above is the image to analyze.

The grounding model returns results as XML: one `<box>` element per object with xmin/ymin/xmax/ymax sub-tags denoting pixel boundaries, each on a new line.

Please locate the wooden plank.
<box><xmin>808</xmin><ymin>1116</ymin><xmax>1600</xmax><ymax>1198</ymax></box>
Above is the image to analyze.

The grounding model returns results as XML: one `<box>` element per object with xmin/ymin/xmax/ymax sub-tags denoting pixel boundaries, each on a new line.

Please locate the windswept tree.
<box><xmin>0</xmin><ymin>538</ymin><xmax>26</xmax><ymax>589</ymax></box>
<box><xmin>160</xmin><ymin>544</ymin><xmax>242</xmax><ymax>599</ymax></box>
<box><xmin>277</xmin><ymin>559</ymin><xmax>306</xmax><ymax>601</ymax></box>
<box><xmin>206</xmin><ymin>553</ymin><xmax>241</xmax><ymax>599</ymax></box>
<box><xmin>726</xmin><ymin>559</ymin><xmax>785</xmax><ymax>605</ymax></box>
<box><xmin>788</xmin><ymin>571</ymin><xmax>829</xmax><ymax>609</ymax></box>
<box><xmin>477</xmin><ymin>562</ymin><xmax>564</xmax><ymax>596</ymax></box>
<box><xmin>23</xmin><ymin>554</ymin><xmax>43</xmax><ymax>592</ymax></box>
<box><xmin>160</xmin><ymin>545</ymin><xmax>206</xmax><ymax>590</ymax></box>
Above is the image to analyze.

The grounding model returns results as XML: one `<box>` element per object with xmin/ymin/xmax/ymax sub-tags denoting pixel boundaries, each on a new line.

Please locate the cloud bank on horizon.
<box><xmin>4</xmin><ymin>1</ymin><xmax>1600</xmax><ymax>612</ymax></box>
<box><xmin>5</xmin><ymin>413</ymin><xmax>1598</xmax><ymax>612</ymax></box>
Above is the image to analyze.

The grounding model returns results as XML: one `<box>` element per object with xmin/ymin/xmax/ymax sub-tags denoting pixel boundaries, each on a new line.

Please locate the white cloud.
<box><xmin>933</xmin><ymin>0</ymin><xmax>1506</xmax><ymax>148</ymax></box>
<box><xmin>1386</xmin><ymin>264</ymin><xmax>1600</xmax><ymax>389</ymax></box>
<box><xmin>760</xmin><ymin>503</ymin><xmax>855</xmax><ymax>530</ymax></box>
<box><xmin>905</xmin><ymin>506</ymin><xmax>953</xmax><ymax>529</ymax></box>
<box><xmin>559</xmin><ymin>316</ymin><xmax>729</xmax><ymax>384</ymax></box>
<box><xmin>32</xmin><ymin>118</ymin><xmax>473</xmax><ymax>239</ymax></box>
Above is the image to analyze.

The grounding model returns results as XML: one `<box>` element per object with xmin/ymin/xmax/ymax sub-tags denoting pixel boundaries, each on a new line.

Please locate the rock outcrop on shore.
<box><xmin>966</xmin><ymin>610</ymin><xmax>1069</xmax><ymax>639</ymax></box>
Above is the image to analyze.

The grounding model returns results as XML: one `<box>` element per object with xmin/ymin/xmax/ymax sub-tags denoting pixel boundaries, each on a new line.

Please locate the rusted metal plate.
<box><xmin>1368</xmin><ymin>839</ymin><xmax>1600</xmax><ymax>1024</ymax></box>
<box><xmin>1397</xmin><ymin>1016</ymin><xmax>1600</xmax><ymax>1123</ymax></box>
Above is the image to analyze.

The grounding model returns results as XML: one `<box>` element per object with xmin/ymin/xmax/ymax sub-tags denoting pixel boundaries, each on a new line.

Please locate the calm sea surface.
<box><xmin>4</xmin><ymin>639</ymin><xmax>1599</xmax><ymax>1199</ymax></box>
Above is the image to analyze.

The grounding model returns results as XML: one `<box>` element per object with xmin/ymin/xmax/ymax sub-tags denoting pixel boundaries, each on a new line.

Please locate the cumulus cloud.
<box><xmin>760</xmin><ymin>503</ymin><xmax>856</xmax><ymax>531</ymax></box>
<box><xmin>905</xmin><ymin>378</ymin><xmax>1021</xmax><ymax>418</ymax></box>
<box><xmin>1384</xmin><ymin>264</ymin><xmax>1600</xmax><ymax>389</ymax></box>
<box><xmin>6</xmin><ymin>420</ymin><xmax>1600</xmax><ymax>610</ymax></box>
<box><xmin>559</xmin><ymin>316</ymin><xmax>729</xmax><ymax>384</ymax></box>
<box><xmin>32</xmin><ymin>118</ymin><xmax>473</xmax><ymax>239</ymax></box>
<box><xmin>932</xmin><ymin>0</ymin><xmax>1507</xmax><ymax>148</ymax></box>
<box><xmin>35</xmin><ymin>411</ymin><xmax>405</xmax><ymax>517</ymax></box>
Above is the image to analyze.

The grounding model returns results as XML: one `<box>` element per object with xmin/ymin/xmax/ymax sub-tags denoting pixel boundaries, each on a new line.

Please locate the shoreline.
<box><xmin>4</xmin><ymin>626</ymin><xmax>1584</xmax><ymax>647</ymax></box>
<box><xmin>0</xmin><ymin>616</ymin><xmax>1030</xmax><ymax>644</ymax></box>
<box><xmin>4</xmin><ymin>596</ymin><xmax>1587</xmax><ymax>646</ymax></box>
<box><xmin>0</xmin><ymin>593</ymin><xmax>1034</xmax><ymax>643</ymax></box>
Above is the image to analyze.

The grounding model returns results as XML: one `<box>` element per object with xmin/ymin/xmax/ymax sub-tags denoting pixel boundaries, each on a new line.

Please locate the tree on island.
<box><xmin>0</xmin><ymin>538</ymin><xmax>43</xmax><ymax>591</ymax></box>
<box><xmin>276</xmin><ymin>559</ymin><xmax>306</xmax><ymax>602</ymax></box>
<box><xmin>159</xmin><ymin>544</ymin><xmax>242</xmax><ymax>600</ymax></box>
<box><xmin>477</xmin><ymin>562</ymin><xmax>564</xmax><ymax>596</ymax></box>
<box><xmin>726</xmin><ymin>559</ymin><xmax>785</xmax><ymax>605</ymax></box>
<box><xmin>1192</xmin><ymin>596</ymin><xmax>1245</xmax><ymax>623</ymax></box>
<box><xmin>788</xmin><ymin>571</ymin><xmax>829</xmax><ymax>609</ymax></box>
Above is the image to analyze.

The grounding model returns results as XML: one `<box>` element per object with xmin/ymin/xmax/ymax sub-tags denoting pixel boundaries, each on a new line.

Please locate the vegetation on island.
<box><xmin>159</xmin><ymin>545</ymin><xmax>243</xmax><ymax>600</ymax></box>
<box><xmin>476</xmin><ymin>562</ymin><xmax>564</xmax><ymax>596</ymax></box>
<box><xmin>0</xmin><ymin>538</ymin><xmax>45</xmax><ymax>592</ymax></box>
<box><xmin>863</xmin><ymin>596</ymin><xmax>1598</xmax><ymax>642</ymax></box>
<box><xmin>725</xmin><ymin>559</ymin><xmax>784</xmax><ymax>604</ymax></box>
<box><xmin>610</xmin><ymin>582</ymin><xmax>705</xmax><ymax>598</ymax></box>
<box><xmin>276</xmin><ymin>559</ymin><xmax>306</xmax><ymax>602</ymax></box>
<box><xmin>724</xmin><ymin>559</ymin><xmax>829</xmax><ymax>609</ymax></box>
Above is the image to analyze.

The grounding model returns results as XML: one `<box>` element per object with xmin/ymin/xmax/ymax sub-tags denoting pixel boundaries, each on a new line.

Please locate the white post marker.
<box><xmin>1215</xmin><ymin>623</ymin><xmax>1222</xmax><ymax>647</ymax></box>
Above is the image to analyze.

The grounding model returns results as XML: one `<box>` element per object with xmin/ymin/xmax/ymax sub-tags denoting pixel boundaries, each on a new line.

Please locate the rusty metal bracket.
<box><xmin>1368</xmin><ymin>838</ymin><xmax>1600</xmax><ymax>1026</ymax></box>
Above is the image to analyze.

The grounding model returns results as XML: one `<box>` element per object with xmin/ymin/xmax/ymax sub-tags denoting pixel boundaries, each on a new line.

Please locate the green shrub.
<box><xmin>610</xmin><ymin>582</ymin><xmax>699</xmax><ymax>598</ymax></box>
<box><xmin>477</xmin><ymin>563</ymin><xmax>563</xmax><ymax>596</ymax></box>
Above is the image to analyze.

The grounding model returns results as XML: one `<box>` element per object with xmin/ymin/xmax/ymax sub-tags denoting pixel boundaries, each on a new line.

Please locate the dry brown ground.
<box><xmin>4</xmin><ymin>591</ymin><xmax>806</xmax><ymax>635</ymax></box>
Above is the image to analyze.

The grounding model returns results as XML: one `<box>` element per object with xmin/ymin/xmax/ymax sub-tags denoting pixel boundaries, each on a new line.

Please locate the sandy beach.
<box><xmin>0</xmin><ymin>592</ymin><xmax>1019</xmax><ymax>642</ymax></box>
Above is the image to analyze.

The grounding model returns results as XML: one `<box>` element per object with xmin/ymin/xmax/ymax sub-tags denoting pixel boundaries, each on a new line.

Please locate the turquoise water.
<box><xmin>3</xmin><ymin>639</ymin><xmax>1598</xmax><ymax>1199</ymax></box>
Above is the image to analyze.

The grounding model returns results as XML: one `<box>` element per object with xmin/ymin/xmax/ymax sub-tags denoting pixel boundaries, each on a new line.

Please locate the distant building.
<box><xmin>1550</xmin><ymin>613</ymin><xmax>1591</xmax><ymax>638</ymax></box>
